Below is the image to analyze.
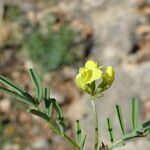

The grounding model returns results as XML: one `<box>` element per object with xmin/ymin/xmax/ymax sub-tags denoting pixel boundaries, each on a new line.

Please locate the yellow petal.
<box><xmin>75</xmin><ymin>74</ymin><xmax>84</xmax><ymax>88</ymax></box>
<box><xmin>90</xmin><ymin>69</ymin><xmax>102</xmax><ymax>82</ymax></box>
<box><xmin>106</xmin><ymin>66</ymin><xmax>114</xmax><ymax>78</ymax></box>
<box><xmin>79</xmin><ymin>67</ymin><xmax>86</xmax><ymax>73</ymax></box>
<box><xmin>85</xmin><ymin>60</ymin><xmax>98</xmax><ymax>69</ymax></box>
<box><xmin>75</xmin><ymin>69</ymin><xmax>92</xmax><ymax>89</ymax></box>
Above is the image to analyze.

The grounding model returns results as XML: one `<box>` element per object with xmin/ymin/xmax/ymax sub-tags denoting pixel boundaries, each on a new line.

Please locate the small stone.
<box><xmin>143</xmin><ymin>99</ymin><xmax>150</xmax><ymax>120</ymax></box>
<box><xmin>0</xmin><ymin>24</ymin><xmax>11</xmax><ymax>47</ymax></box>
<box><xmin>0</xmin><ymin>99</ymin><xmax>11</xmax><ymax>113</ymax></box>
<box><xmin>3</xmin><ymin>144</ymin><xmax>20</xmax><ymax>150</ymax></box>
<box><xmin>66</xmin><ymin>98</ymin><xmax>88</xmax><ymax>122</ymax></box>
<box><xmin>32</xmin><ymin>139</ymin><xmax>49</xmax><ymax>149</ymax></box>
<box><xmin>62</xmin><ymin>66</ymin><xmax>76</xmax><ymax>79</ymax></box>
<box><xmin>120</xmin><ymin>139</ymin><xmax>150</xmax><ymax>150</ymax></box>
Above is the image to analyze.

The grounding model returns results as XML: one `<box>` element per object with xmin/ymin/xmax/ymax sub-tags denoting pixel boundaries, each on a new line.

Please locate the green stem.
<box><xmin>33</xmin><ymin>106</ymin><xmax>81</xmax><ymax>150</ymax></box>
<box><xmin>110</xmin><ymin>131</ymin><xmax>147</xmax><ymax>149</ymax></box>
<box><xmin>48</xmin><ymin>122</ymin><xmax>81</xmax><ymax>150</ymax></box>
<box><xmin>91</xmin><ymin>99</ymin><xmax>99</xmax><ymax>150</ymax></box>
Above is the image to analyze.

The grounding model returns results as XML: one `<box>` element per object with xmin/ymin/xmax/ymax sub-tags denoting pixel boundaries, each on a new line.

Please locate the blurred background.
<box><xmin>0</xmin><ymin>0</ymin><xmax>149</xmax><ymax>150</ymax></box>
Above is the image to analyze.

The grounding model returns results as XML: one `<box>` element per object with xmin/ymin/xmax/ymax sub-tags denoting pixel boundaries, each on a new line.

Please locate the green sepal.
<box><xmin>90</xmin><ymin>81</ymin><xmax>96</xmax><ymax>95</ymax></box>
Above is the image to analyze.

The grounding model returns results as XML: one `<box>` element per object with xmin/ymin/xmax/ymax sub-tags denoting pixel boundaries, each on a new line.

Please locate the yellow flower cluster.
<box><xmin>75</xmin><ymin>60</ymin><xmax>115</xmax><ymax>96</ymax></box>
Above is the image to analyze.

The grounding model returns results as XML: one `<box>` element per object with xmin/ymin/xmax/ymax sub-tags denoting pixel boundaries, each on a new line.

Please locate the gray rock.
<box><xmin>31</xmin><ymin>139</ymin><xmax>49</xmax><ymax>150</ymax></box>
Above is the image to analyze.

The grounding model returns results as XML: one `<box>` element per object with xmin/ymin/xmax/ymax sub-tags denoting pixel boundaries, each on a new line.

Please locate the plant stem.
<box><xmin>48</xmin><ymin>122</ymin><xmax>81</xmax><ymax>150</ymax></box>
<box><xmin>33</xmin><ymin>106</ymin><xmax>81</xmax><ymax>149</ymax></box>
<box><xmin>110</xmin><ymin>131</ymin><xmax>147</xmax><ymax>149</ymax></box>
<box><xmin>91</xmin><ymin>99</ymin><xmax>99</xmax><ymax>150</ymax></box>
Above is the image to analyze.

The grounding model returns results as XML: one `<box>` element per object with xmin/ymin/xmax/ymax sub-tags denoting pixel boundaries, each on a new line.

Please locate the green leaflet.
<box><xmin>21</xmin><ymin>92</ymin><xmax>36</xmax><ymax>104</ymax></box>
<box><xmin>44</xmin><ymin>99</ymin><xmax>53</xmax><ymax>118</ymax></box>
<box><xmin>0</xmin><ymin>87</ymin><xmax>36</xmax><ymax>106</ymax></box>
<box><xmin>81</xmin><ymin>134</ymin><xmax>86</xmax><ymax>149</ymax></box>
<box><xmin>116</xmin><ymin>105</ymin><xmax>126</xmax><ymax>135</ymax></box>
<box><xmin>0</xmin><ymin>75</ymin><xmax>36</xmax><ymax>104</ymax></box>
<box><xmin>142</xmin><ymin>121</ymin><xmax>150</xmax><ymax>133</ymax></box>
<box><xmin>75</xmin><ymin>120</ymin><xmax>86</xmax><ymax>149</ymax></box>
<box><xmin>76</xmin><ymin>120</ymin><xmax>82</xmax><ymax>144</ymax></box>
<box><xmin>132</xmin><ymin>98</ymin><xmax>139</xmax><ymax>130</ymax></box>
<box><xmin>56</xmin><ymin>118</ymin><xmax>65</xmax><ymax>135</ymax></box>
<box><xmin>52</xmin><ymin>98</ymin><xmax>64</xmax><ymax>120</ymax></box>
<box><xmin>44</xmin><ymin>87</ymin><xmax>50</xmax><ymax>100</ymax></box>
<box><xmin>28</xmin><ymin>69</ymin><xmax>43</xmax><ymax>103</ymax></box>
<box><xmin>44</xmin><ymin>88</ymin><xmax>53</xmax><ymax>118</ymax></box>
<box><xmin>51</xmin><ymin>98</ymin><xmax>65</xmax><ymax>134</ymax></box>
<box><xmin>107</xmin><ymin>118</ymin><xmax>114</xmax><ymax>143</ymax></box>
<box><xmin>44</xmin><ymin>89</ymin><xmax>65</xmax><ymax>135</ymax></box>
<box><xmin>0</xmin><ymin>75</ymin><xmax>25</xmax><ymax>94</ymax></box>
<box><xmin>29</xmin><ymin>109</ymin><xmax>50</xmax><ymax>121</ymax></box>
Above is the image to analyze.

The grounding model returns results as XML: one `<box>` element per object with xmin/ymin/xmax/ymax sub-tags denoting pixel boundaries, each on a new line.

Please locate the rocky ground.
<box><xmin>0</xmin><ymin>0</ymin><xmax>150</xmax><ymax>150</ymax></box>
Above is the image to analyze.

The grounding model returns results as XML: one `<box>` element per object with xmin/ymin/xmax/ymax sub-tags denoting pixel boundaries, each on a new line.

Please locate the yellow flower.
<box><xmin>75</xmin><ymin>60</ymin><xmax>115</xmax><ymax>96</ymax></box>
<box><xmin>75</xmin><ymin>60</ymin><xmax>102</xmax><ymax>93</ymax></box>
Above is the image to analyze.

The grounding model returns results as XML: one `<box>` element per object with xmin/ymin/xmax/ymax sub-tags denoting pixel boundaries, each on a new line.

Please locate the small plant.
<box><xmin>3</xmin><ymin>4</ymin><xmax>22</xmax><ymax>22</ymax></box>
<box><xmin>0</xmin><ymin>60</ymin><xmax>149</xmax><ymax>150</ymax></box>
<box><xmin>23</xmin><ymin>24</ymin><xmax>75</xmax><ymax>72</ymax></box>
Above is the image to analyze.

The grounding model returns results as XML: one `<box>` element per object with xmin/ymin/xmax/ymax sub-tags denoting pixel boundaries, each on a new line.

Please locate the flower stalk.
<box><xmin>91</xmin><ymin>98</ymin><xmax>99</xmax><ymax>150</ymax></box>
